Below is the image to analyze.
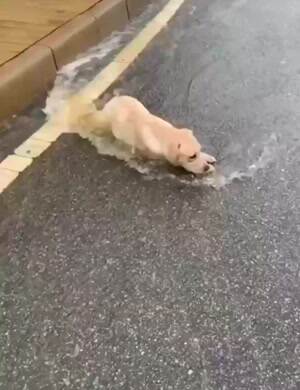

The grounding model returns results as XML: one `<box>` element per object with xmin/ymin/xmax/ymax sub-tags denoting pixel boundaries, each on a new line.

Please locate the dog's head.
<box><xmin>170</xmin><ymin>129</ymin><xmax>215</xmax><ymax>175</ymax></box>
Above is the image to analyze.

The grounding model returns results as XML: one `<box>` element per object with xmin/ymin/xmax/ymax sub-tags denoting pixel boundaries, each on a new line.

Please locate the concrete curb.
<box><xmin>0</xmin><ymin>0</ymin><xmax>153</xmax><ymax>122</ymax></box>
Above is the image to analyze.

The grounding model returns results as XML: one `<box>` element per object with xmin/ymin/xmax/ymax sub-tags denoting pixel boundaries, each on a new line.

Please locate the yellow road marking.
<box><xmin>0</xmin><ymin>0</ymin><xmax>186</xmax><ymax>193</ymax></box>
<box><xmin>0</xmin><ymin>168</ymin><xmax>19</xmax><ymax>192</ymax></box>
<box><xmin>32</xmin><ymin>123</ymin><xmax>63</xmax><ymax>142</ymax></box>
<box><xmin>14</xmin><ymin>138</ymin><xmax>51</xmax><ymax>159</ymax></box>
<box><xmin>0</xmin><ymin>154</ymin><xmax>32</xmax><ymax>172</ymax></box>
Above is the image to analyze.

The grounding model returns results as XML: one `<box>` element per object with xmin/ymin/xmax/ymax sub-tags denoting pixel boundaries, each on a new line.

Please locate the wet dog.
<box><xmin>67</xmin><ymin>95</ymin><xmax>216</xmax><ymax>175</ymax></box>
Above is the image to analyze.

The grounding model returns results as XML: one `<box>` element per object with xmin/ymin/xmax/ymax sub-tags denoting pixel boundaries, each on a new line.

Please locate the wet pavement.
<box><xmin>1</xmin><ymin>0</ymin><xmax>300</xmax><ymax>389</ymax></box>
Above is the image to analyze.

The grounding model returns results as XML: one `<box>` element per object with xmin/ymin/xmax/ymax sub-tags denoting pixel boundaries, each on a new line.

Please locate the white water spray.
<box><xmin>86</xmin><ymin>131</ymin><xmax>279</xmax><ymax>189</ymax></box>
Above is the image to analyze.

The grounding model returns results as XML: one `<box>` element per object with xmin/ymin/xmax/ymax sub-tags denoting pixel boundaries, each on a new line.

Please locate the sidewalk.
<box><xmin>0</xmin><ymin>0</ymin><xmax>100</xmax><ymax>65</ymax></box>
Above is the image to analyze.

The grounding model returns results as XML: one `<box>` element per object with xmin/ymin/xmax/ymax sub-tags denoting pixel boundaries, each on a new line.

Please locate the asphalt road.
<box><xmin>1</xmin><ymin>0</ymin><xmax>300</xmax><ymax>389</ymax></box>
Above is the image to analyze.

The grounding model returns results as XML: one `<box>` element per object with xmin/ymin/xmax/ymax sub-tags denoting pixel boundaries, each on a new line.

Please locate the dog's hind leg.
<box><xmin>82</xmin><ymin>111</ymin><xmax>111</xmax><ymax>136</ymax></box>
<box><xmin>65</xmin><ymin>96</ymin><xmax>111</xmax><ymax>138</ymax></box>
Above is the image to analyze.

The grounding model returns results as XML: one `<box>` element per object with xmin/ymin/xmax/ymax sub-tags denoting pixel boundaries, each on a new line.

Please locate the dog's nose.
<box><xmin>204</xmin><ymin>164</ymin><xmax>210</xmax><ymax>172</ymax></box>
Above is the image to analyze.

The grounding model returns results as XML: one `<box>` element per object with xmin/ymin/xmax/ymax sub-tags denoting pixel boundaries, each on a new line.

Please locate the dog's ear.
<box><xmin>167</xmin><ymin>141</ymin><xmax>181</xmax><ymax>164</ymax></box>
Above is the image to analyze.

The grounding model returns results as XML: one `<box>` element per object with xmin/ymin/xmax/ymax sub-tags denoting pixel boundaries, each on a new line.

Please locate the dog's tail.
<box><xmin>62</xmin><ymin>95</ymin><xmax>111</xmax><ymax>138</ymax></box>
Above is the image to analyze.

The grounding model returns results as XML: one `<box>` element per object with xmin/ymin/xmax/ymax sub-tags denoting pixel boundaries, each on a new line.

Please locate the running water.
<box><xmin>44</xmin><ymin>35</ymin><xmax>123</xmax><ymax>118</ymax></box>
<box><xmin>44</xmin><ymin>2</ymin><xmax>162</xmax><ymax>118</ymax></box>
<box><xmin>87</xmin><ymin>131</ymin><xmax>279</xmax><ymax>189</ymax></box>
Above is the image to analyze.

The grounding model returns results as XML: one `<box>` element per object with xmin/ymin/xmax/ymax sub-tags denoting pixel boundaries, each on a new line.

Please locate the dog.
<box><xmin>67</xmin><ymin>95</ymin><xmax>216</xmax><ymax>175</ymax></box>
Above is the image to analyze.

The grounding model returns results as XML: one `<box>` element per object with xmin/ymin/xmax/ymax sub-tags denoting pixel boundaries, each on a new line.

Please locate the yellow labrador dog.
<box><xmin>68</xmin><ymin>95</ymin><xmax>216</xmax><ymax>174</ymax></box>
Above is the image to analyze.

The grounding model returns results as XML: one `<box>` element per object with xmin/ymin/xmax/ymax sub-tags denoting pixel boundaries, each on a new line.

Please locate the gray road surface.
<box><xmin>0</xmin><ymin>0</ymin><xmax>300</xmax><ymax>389</ymax></box>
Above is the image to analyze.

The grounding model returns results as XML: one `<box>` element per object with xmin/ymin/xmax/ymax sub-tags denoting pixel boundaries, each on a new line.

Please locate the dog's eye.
<box><xmin>189</xmin><ymin>153</ymin><xmax>197</xmax><ymax>161</ymax></box>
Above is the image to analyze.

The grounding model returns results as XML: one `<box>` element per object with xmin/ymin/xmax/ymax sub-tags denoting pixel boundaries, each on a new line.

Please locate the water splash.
<box><xmin>211</xmin><ymin>132</ymin><xmax>279</xmax><ymax>188</ymax></box>
<box><xmin>44</xmin><ymin>2</ymin><xmax>162</xmax><ymax>118</ymax></box>
<box><xmin>44</xmin><ymin>34</ymin><xmax>124</xmax><ymax>118</ymax></box>
<box><xmin>86</xmin><ymin>132</ymin><xmax>279</xmax><ymax>189</ymax></box>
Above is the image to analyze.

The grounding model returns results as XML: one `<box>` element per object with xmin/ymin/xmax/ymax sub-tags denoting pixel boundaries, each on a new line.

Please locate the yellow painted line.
<box><xmin>32</xmin><ymin>122</ymin><xmax>63</xmax><ymax>143</ymax></box>
<box><xmin>0</xmin><ymin>0</ymin><xmax>186</xmax><ymax>194</ymax></box>
<box><xmin>0</xmin><ymin>169</ymin><xmax>19</xmax><ymax>192</ymax></box>
<box><xmin>0</xmin><ymin>155</ymin><xmax>32</xmax><ymax>173</ymax></box>
<box><xmin>14</xmin><ymin>138</ymin><xmax>51</xmax><ymax>159</ymax></box>
<box><xmin>80</xmin><ymin>0</ymin><xmax>185</xmax><ymax>101</ymax></box>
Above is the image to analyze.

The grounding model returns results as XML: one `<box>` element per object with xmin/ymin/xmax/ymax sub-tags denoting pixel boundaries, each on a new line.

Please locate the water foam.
<box><xmin>44</xmin><ymin>2</ymin><xmax>161</xmax><ymax>118</ymax></box>
<box><xmin>44</xmin><ymin>34</ymin><xmax>123</xmax><ymax>118</ymax></box>
<box><xmin>86</xmin><ymin>132</ymin><xmax>279</xmax><ymax>189</ymax></box>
